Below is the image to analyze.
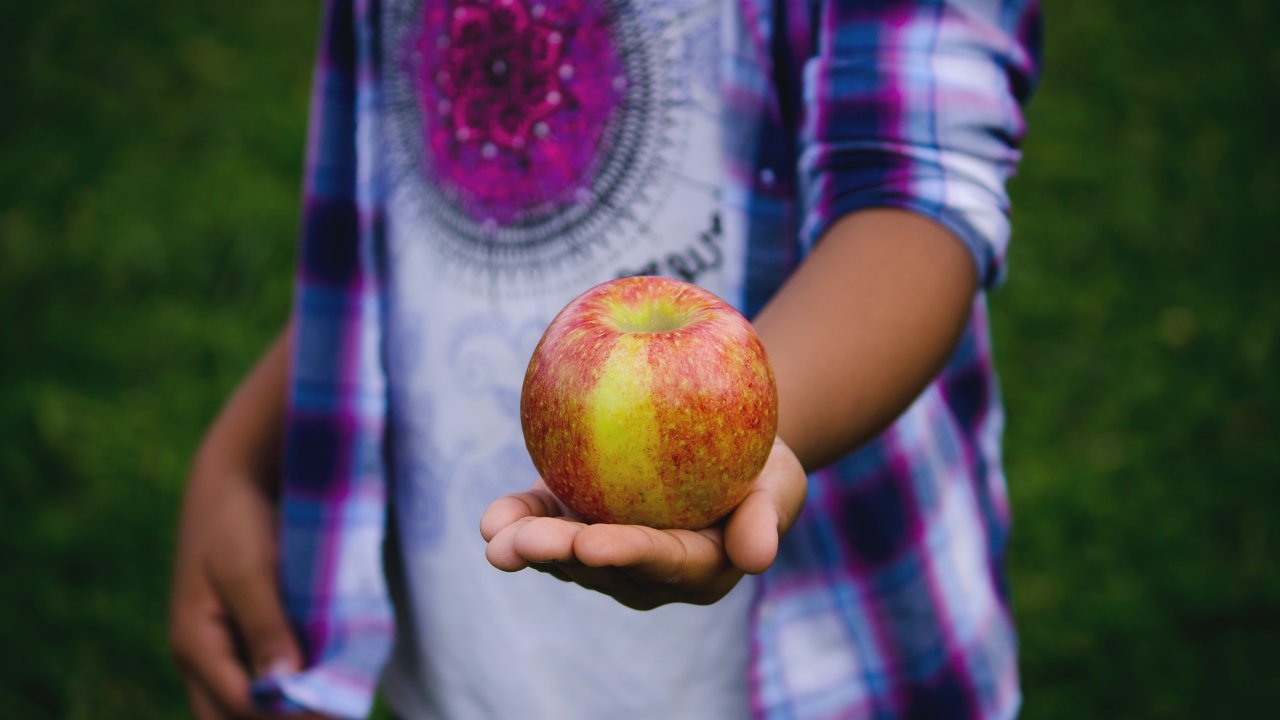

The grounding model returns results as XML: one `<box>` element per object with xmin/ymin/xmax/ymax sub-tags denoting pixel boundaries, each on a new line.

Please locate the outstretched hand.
<box><xmin>480</xmin><ymin>437</ymin><xmax>806</xmax><ymax>610</ymax></box>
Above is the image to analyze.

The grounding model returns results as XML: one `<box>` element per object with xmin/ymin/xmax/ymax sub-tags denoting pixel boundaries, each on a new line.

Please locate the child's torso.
<box><xmin>378</xmin><ymin>1</ymin><xmax>754</xmax><ymax>716</ymax></box>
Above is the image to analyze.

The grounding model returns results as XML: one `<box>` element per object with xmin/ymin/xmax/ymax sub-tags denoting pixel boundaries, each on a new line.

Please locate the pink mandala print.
<box><xmin>416</xmin><ymin>0</ymin><xmax>626</xmax><ymax>224</ymax></box>
<box><xmin>385</xmin><ymin>0</ymin><xmax>668</xmax><ymax>289</ymax></box>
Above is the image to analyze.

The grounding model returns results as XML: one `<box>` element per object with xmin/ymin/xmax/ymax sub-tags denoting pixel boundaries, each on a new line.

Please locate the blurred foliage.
<box><xmin>0</xmin><ymin>0</ymin><xmax>1276</xmax><ymax>717</ymax></box>
<box><xmin>999</xmin><ymin>1</ymin><xmax>1280</xmax><ymax>716</ymax></box>
<box><xmin>0</xmin><ymin>1</ymin><xmax>315</xmax><ymax>716</ymax></box>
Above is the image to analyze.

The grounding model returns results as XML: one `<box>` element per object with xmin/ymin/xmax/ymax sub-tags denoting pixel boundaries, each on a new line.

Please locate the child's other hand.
<box><xmin>479</xmin><ymin>436</ymin><xmax>806</xmax><ymax>610</ymax></box>
<box><xmin>167</xmin><ymin>328</ymin><xmax>334</xmax><ymax>719</ymax></box>
<box><xmin>169</xmin><ymin>466</ymin><xmax>335</xmax><ymax>719</ymax></box>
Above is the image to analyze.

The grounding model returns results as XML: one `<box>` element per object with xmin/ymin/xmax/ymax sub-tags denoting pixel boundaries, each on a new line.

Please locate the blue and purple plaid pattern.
<box><xmin>256</xmin><ymin>0</ymin><xmax>1041</xmax><ymax>717</ymax></box>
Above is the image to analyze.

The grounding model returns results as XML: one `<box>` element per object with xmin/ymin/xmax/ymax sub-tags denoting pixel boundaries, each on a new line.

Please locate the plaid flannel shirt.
<box><xmin>253</xmin><ymin>0</ymin><xmax>1042</xmax><ymax>717</ymax></box>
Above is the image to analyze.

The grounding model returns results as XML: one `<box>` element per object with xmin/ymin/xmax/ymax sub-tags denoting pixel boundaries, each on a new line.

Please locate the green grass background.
<box><xmin>1</xmin><ymin>1</ymin><xmax>1276</xmax><ymax>717</ymax></box>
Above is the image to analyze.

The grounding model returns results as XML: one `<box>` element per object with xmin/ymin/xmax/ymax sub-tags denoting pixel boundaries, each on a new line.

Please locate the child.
<box><xmin>169</xmin><ymin>0</ymin><xmax>1041</xmax><ymax>717</ymax></box>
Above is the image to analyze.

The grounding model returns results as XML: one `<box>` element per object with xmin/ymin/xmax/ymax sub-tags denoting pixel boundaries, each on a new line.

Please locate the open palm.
<box><xmin>480</xmin><ymin>436</ymin><xmax>806</xmax><ymax>610</ymax></box>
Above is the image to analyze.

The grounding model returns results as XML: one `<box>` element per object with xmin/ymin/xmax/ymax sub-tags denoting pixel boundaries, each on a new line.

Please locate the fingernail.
<box><xmin>259</xmin><ymin>657</ymin><xmax>300</xmax><ymax>678</ymax></box>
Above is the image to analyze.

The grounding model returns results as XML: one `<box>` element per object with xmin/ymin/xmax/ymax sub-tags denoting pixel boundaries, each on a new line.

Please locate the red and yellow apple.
<box><xmin>520</xmin><ymin>276</ymin><xmax>778</xmax><ymax>529</ymax></box>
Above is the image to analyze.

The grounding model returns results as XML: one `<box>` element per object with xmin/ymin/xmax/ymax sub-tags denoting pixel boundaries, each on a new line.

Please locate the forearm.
<box><xmin>753</xmin><ymin>209</ymin><xmax>977</xmax><ymax>472</ymax></box>
<box><xmin>189</xmin><ymin>322</ymin><xmax>292</xmax><ymax>490</ymax></box>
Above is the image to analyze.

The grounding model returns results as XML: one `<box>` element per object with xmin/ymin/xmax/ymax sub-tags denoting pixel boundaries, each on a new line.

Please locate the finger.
<box><xmin>572</xmin><ymin>524</ymin><xmax>728</xmax><ymax>587</ymax></box>
<box><xmin>187</xmin><ymin>660</ymin><xmax>331</xmax><ymax>720</ymax></box>
<box><xmin>206</xmin><ymin>498</ymin><xmax>303</xmax><ymax>678</ymax></box>
<box><xmin>172</xmin><ymin>612</ymin><xmax>260</xmax><ymax>718</ymax></box>
<box><xmin>184</xmin><ymin>678</ymin><xmax>233</xmax><ymax>720</ymax></box>
<box><xmin>726</xmin><ymin>438</ymin><xmax>807</xmax><ymax>574</ymax></box>
<box><xmin>171</xmin><ymin>552</ymin><xmax>264</xmax><ymax>718</ymax></box>
<box><xmin>485</xmin><ymin>516</ymin><xmax>536</xmax><ymax>571</ymax></box>
<box><xmin>512</xmin><ymin>516</ymin><xmax>588</xmax><ymax>564</ymax></box>
<box><xmin>723</xmin><ymin>491</ymin><xmax>780</xmax><ymax>575</ymax></box>
<box><xmin>479</xmin><ymin>486</ymin><xmax>564</xmax><ymax>542</ymax></box>
<box><xmin>212</xmin><ymin>559</ymin><xmax>303</xmax><ymax>679</ymax></box>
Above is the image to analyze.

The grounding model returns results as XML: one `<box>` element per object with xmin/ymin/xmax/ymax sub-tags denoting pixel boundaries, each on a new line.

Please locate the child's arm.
<box><xmin>480</xmin><ymin>207</ymin><xmax>976</xmax><ymax>608</ymax></box>
<box><xmin>168</xmin><ymin>324</ymin><xmax>331</xmax><ymax>719</ymax></box>
<box><xmin>480</xmin><ymin>0</ymin><xmax>1038</xmax><ymax>608</ymax></box>
<box><xmin>755</xmin><ymin>209</ymin><xmax>977</xmax><ymax>471</ymax></box>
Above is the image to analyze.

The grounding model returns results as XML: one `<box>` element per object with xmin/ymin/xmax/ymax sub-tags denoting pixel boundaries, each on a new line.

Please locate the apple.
<box><xmin>520</xmin><ymin>276</ymin><xmax>778</xmax><ymax>529</ymax></box>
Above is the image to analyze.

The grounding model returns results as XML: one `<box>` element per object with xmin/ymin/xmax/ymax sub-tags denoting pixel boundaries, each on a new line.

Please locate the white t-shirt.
<box><xmin>377</xmin><ymin>0</ymin><xmax>754</xmax><ymax>717</ymax></box>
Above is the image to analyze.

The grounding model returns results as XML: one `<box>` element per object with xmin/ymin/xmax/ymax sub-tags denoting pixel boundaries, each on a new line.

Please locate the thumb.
<box><xmin>205</xmin><ymin>477</ymin><xmax>307</xmax><ymax>681</ymax></box>
<box><xmin>214</xmin><ymin>551</ymin><xmax>304</xmax><ymax>678</ymax></box>
<box><xmin>209</xmin><ymin>509</ymin><xmax>307</xmax><ymax>676</ymax></box>
<box><xmin>725</xmin><ymin>437</ymin><xmax>807</xmax><ymax>574</ymax></box>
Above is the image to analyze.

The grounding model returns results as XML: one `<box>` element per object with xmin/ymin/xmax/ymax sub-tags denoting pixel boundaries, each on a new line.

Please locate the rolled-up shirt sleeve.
<box><xmin>799</xmin><ymin>0</ymin><xmax>1042</xmax><ymax>287</ymax></box>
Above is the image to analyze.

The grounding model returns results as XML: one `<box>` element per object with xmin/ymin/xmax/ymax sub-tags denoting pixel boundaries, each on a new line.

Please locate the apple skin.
<box><xmin>520</xmin><ymin>276</ymin><xmax>778</xmax><ymax>530</ymax></box>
